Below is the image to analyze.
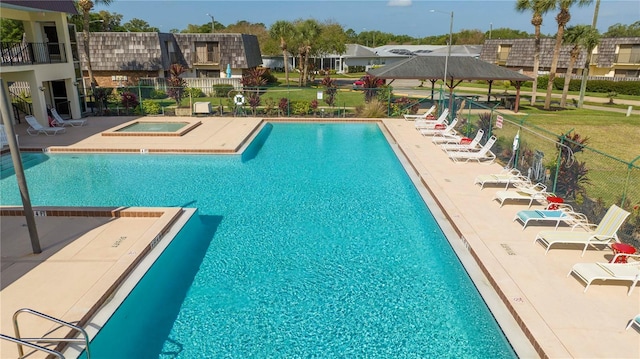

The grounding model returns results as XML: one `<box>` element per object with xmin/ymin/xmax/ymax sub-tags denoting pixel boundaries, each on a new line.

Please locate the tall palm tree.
<box><xmin>295</xmin><ymin>19</ymin><xmax>321</xmax><ymax>87</ymax></box>
<box><xmin>544</xmin><ymin>0</ymin><xmax>593</xmax><ymax>110</ymax></box>
<box><xmin>578</xmin><ymin>0</ymin><xmax>601</xmax><ymax>107</ymax></box>
<box><xmin>515</xmin><ymin>0</ymin><xmax>556</xmax><ymax>106</ymax></box>
<box><xmin>77</xmin><ymin>0</ymin><xmax>112</xmax><ymax>89</ymax></box>
<box><xmin>560</xmin><ymin>25</ymin><xmax>599</xmax><ymax>107</ymax></box>
<box><xmin>269</xmin><ymin>21</ymin><xmax>295</xmax><ymax>86</ymax></box>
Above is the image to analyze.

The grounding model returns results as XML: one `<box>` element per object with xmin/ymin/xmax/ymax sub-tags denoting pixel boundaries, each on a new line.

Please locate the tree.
<box><xmin>515</xmin><ymin>0</ymin><xmax>556</xmax><ymax>106</ymax></box>
<box><xmin>0</xmin><ymin>18</ymin><xmax>24</xmax><ymax>43</ymax></box>
<box><xmin>603</xmin><ymin>21</ymin><xmax>640</xmax><ymax>37</ymax></box>
<box><xmin>123</xmin><ymin>18</ymin><xmax>159</xmax><ymax>32</ymax></box>
<box><xmin>560</xmin><ymin>25</ymin><xmax>599</xmax><ymax>107</ymax></box>
<box><xmin>486</xmin><ymin>27</ymin><xmax>533</xmax><ymax>39</ymax></box>
<box><xmin>269</xmin><ymin>20</ymin><xmax>296</xmax><ymax>86</ymax></box>
<box><xmin>544</xmin><ymin>0</ymin><xmax>593</xmax><ymax>110</ymax></box>
<box><xmin>293</xmin><ymin>19</ymin><xmax>321</xmax><ymax>87</ymax></box>
<box><xmin>578</xmin><ymin>0</ymin><xmax>601</xmax><ymax>108</ymax></box>
<box><xmin>77</xmin><ymin>0</ymin><xmax>113</xmax><ymax>88</ymax></box>
<box><xmin>167</xmin><ymin>63</ymin><xmax>187</xmax><ymax>107</ymax></box>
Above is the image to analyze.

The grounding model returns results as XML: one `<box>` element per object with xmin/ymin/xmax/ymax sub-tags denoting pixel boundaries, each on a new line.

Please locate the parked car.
<box><xmin>353</xmin><ymin>76</ymin><xmax>367</xmax><ymax>89</ymax></box>
<box><xmin>353</xmin><ymin>75</ymin><xmax>385</xmax><ymax>90</ymax></box>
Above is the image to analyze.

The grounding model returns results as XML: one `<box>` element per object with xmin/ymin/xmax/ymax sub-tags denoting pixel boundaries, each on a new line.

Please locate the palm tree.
<box><xmin>560</xmin><ymin>25</ymin><xmax>599</xmax><ymax>107</ymax></box>
<box><xmin>515</xmin><ymin>0</ymin><xmax>556</xmax><ymax>106</ymax></box>
<box><xmin>578</xmin><ymin>0</ymin><xmax>601</xmax><ymax>107</ymax></box>
<box><xmin>544</xmin><ymin>0</ymin><xmax>593</xmax><ymax>110</ymax></box>
<box><xmin>269</xmin><ymin>21</ymin><xmax>296</xmax><ymax>86</ymax></box>
<box><xmin>296</xmin><ymin>19</ymin><xmax>321</xmax><ymax>87</ymax></box>
<box><xmin>77</xmin><ymin>0</ymin><xmax>112</xmax><ymax>89</ymax></box>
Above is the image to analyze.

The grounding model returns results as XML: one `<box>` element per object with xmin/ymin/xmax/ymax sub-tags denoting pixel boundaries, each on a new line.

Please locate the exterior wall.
<box><xmin>0</xmin><ymin>5</ymin><xmax>81</xmax><ymax>122</ymax></box>
<box><xmin>91</xmin><ymin>71</ymin><xmax>161</xmax><ymax>88</ymax></box>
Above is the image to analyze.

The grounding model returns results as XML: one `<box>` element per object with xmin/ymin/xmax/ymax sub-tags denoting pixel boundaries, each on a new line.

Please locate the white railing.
<box><xmin>138</xmin><ymin>77</ymin><xmax>242</xmax><ymax>93</ymax></box>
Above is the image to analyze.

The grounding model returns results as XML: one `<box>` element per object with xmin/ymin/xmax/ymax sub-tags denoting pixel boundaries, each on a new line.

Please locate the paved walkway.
<box><xmin>1</xmin><ymin>116</ymin><xmax>639</xmax><ymax>358</ymax></box>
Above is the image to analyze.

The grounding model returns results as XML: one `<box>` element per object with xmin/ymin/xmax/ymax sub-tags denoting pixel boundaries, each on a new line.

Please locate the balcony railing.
<box><xmin>1</xmin><ymin>42</ymin><xmax>67</xmax><ymax>66</ymax></box>
<box><xmin>192</xmin><ymin>51</ymin><xmax>220</xmax><ymax>64</ymax></box>
<box><xmin>615</xmin><ymin>53</ymin><xmax>640</xmax><ymax>64</ymax></box>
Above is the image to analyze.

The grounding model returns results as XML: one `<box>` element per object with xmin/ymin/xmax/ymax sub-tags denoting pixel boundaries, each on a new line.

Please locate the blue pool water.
<box><xmin>0</xmin><ymin>123</ymin><xmax>516</xmax><ymax>358</ymax></box>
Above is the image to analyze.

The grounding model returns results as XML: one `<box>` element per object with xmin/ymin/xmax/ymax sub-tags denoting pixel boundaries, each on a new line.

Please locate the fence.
<box><xmin>447</xmin><ymin>93</ymin><xmax>640</xmax><ymax>248</ymax></box>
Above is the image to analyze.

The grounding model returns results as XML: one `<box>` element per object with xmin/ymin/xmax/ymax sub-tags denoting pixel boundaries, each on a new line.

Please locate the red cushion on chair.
<box><xmin>435</xmin><ymin>124</ymin><xmax>446</xmax><ymax>130</ymax></box>
<box><xmin>426</xmin><ymin>114</ymin><xmax>435</xmax><ymax>120</ymax></box>
<box><xmin>459</xmin><ymin>137</ymin><xmax>472</xmax><ymax>144</ymax></box>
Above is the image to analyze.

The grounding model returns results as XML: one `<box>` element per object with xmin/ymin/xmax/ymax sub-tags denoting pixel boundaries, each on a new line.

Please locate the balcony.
<box><xmin>192</xmin><ymin>51</ymin><xmax>220</xmax><ymax>65</ymax></box>
<box><xmin>1</xmin><ymin>42</ymin><xmax>67</xmax><ymax>66</ymax></box>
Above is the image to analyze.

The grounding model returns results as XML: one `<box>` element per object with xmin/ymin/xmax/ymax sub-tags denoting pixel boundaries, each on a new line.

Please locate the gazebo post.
<box><xmin>514</xmin><ymin>81</ymin><xmax>522</xmax><ymax>113</ymax></box>
<box><xmin>487</xmin><ymin>80</ymin><xmax>493</xmax><ymax>102</ymax></box>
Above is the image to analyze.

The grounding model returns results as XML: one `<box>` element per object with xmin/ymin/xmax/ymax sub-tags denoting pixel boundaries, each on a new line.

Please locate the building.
<box><xmin>480</xmin><ymin>37</ymin><xmax>640</xmax><ymax>79</ymax></box>
<box><xmin>0</xmin><ymin>0</ymin><xmax>82</xmax><ymax>122</ymax></box>
<box><xmin>76</xmin><ymin>32</ymin><xmax>262</xmax><ymax>89</ymax></box>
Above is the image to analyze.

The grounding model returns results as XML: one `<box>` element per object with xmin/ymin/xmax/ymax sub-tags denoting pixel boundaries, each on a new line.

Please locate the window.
<box><xmin>497</xmin><ymin>44</ymin><xmax>511</xmax><ymax>64</ymax></box>
<box><xmin>616</xmin><ymin>44</ymin><xmax>640</xmax><ymax>64</ymax></box>
<box><xmin>194</xmin><ymin>42</ymin><xmax>220</xmax><ymax>64</ymax></box>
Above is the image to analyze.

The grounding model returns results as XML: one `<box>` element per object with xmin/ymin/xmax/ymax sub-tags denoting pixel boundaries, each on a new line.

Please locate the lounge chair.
<box><xmin>25</xmin><ymin>115</ymin><xmax>66</xmax><ymax>136</ymax></box>
<box><xmin>626</xmin><ymin>313</ymin><xmax>640</xmax><ymax>330</ymax></box>
<box><xmin>534</xmin><ymin>204</ymin><xmax>631</xmax><ymax>256</ymax></box>
<box><xmin>403</xmin><ymin>105</ymin><xmax>435</xmax><ymax>121</ymax></box>
<box><xmin>419</xmin><ymin>118</ymin><xmax>458</xmax><ymax>137</ymax></box>
<box><xmin>432</xmin><ymin>127</ymin><xmax>482</xmax><ymax>145</ymax></box>
<box><xmin>513</xmin><ymin>205</ymin><xmax>588</xmax><ymax>230</ymax></box>
<box><xmin>50</xmin><ymin>108</ymin><xmax>87</xmax><ymax>127</ymax></box>
<box><xmin>446</xmin><ymin>135</ymin><xmax>496</xmax><ymax>163</ymax></box>
<box><xmin>568</xmin><ymin>257</ymin><xmax>640</xmax><ymax>295</ymax></box>
<box><xmin>493</xmin><ymin>182</ymin><xmax>550</xmax><ymax>207</ymax></box>
<box><xmin>415</xmin><ymin>108</ymin><xmax>449</xmax><ymax>130</ymax></box>
<box><xmin>474</xmin><ymin>168</ymin><xmax>530</xmax><ymax>190</ymax></box>
<box><xmin>439</xmin><ymin>129</ymin><xmax>484</xmax><ymax>152</ymax></box>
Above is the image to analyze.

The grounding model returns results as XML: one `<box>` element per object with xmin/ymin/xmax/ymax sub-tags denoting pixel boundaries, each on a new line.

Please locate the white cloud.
<box><xmin>388</xmin><ymin>0</ymin><xmax>412</xmax><ymax>7</ymax></box>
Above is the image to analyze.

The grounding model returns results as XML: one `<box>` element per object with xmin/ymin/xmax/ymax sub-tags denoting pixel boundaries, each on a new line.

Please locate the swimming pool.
<box><xmin>116</xmin><ymin>121</ymin><xmax>188</xmax><ymax>132</ymax></box>
<box><xmin>0</xmin><ymin>123</ymin><xmax>517</xmax><ymax>358</ymax></box>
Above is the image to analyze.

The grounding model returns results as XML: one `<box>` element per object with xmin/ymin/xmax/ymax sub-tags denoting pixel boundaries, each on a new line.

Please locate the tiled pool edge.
<box><xmin>0</xmin><ymin>206</ymin><xmax>189</xmax><ymax>357</ymax></box>
<box><xmin>380</xmin><ymin>122</ymin><xmax>548</xmax><ymax>359</ymax></box>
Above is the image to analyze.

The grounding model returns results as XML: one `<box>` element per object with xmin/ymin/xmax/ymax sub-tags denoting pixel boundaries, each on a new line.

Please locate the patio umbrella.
<box><xmin>226</xmin><ymin>64</ymin><xmax>232</xmax><ymax>78</ymax></box>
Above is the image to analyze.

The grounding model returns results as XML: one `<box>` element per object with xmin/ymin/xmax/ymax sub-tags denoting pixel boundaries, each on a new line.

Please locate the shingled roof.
<box><xmin>595</xmin><ymin>37</ymin><xmax>640</xmax><ymax>67</ymax></box>
<box><xmin>1</xmin><ymin>0</ymin><xmax>77</xmax><ymax>14</ymax></box>
<box><xmin>480</xmin><ymin>38</ymin><xmax>588</xmax><ymax>69</ymax></box>
<box><xmin>77</xmin><ymin>32</ymin><xmax>263</xmax><ymax>71</ymax></box>
<box><xmin>368</xmin><ymin>56</ymin><xmax>533</xmax><ymax>82</ymax></box>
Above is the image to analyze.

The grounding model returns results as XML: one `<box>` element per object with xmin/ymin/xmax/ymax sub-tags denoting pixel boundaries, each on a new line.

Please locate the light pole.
<box><xmin>430</xmin><ymin>9</ymin><xmax>454</xmax><ymax>114</ymax></box>
<box><xmin>206</xmin><ymin>13</ymin><xmax>214</xmax><ymax>33</ymax></box>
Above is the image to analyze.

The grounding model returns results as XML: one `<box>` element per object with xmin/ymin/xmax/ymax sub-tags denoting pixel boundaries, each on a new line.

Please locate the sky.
<box><xmin>95</xmin><ymin>0</ymin><xmax>640</xmax><ymax>38</ymax></box>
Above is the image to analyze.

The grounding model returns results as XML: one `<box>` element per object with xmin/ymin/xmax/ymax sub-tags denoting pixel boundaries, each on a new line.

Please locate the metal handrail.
<box><xmin>12</xmin><ymin>308</ymin><xmax>91</xmax><ymax>359</ymax></box>
<box><xmin>0</xmin><ymin>333</ymin><xmax>65</xmax><ymax>359</ymax></box>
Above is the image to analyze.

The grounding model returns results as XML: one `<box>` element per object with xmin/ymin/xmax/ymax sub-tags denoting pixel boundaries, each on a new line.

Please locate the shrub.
<box><xmin>477</xmin><ymin>112</ymin><xmax>495</xmax><ymax>142</ymax></box>
<box><xmin>355</xmin><ymin>99</ymin><xmax>387</xmax><ymax>118</ymax></box>
<box><xmin>185</xmin><ymin>87</ymin><xmax>205</xmax><ymax>98</ymax></box>
<box><xmin>120</xmin><ymin>91</ymin><xmax>139</xmax><ymax>114</ymax></box>
<box><xmin>167</xmin><ymin>63</ymin><xmax>187</xmax><ymax>107</ymax></box>
<box><xmin>149</xmin><ymin>89</ymin><xmax>167</xmax><ymax>99</ymax></box>
<box><xmin>290</xmin><ymin>100</ymin><xmax>310</xmax><ymax>116</ymax></box>
<box><xmin>142</xmin><ymin>100</ymin><xmax>161</xmax><ymax>115</ymax></box>
<box><xmin>278</xmin><ymin>98</ymin><xmax>289</xmax><ymax>116</ymax></box>
<box><xmin>211</xmin><ymin>84</ymin><xmax>234</xmax><ymax>97</ymax></box>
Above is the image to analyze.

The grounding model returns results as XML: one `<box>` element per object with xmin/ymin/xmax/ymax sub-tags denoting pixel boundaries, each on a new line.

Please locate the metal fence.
<box><xmin>447</xmin><ymin>93</ymin><xmax>640</xmax><ymax>248</ymax></box>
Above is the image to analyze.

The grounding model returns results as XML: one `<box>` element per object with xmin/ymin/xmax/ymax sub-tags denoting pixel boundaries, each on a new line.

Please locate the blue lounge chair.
<box><xmin>514</xmin><ymin>206</ymin><xmax>588</xmax><ymax>230</ymax></box>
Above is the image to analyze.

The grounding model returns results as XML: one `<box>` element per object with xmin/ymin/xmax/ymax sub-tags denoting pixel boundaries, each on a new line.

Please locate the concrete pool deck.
<box><xmin>1</xmin><ymin>116</ymin><xmax>639</xmax><ymax>358</ymax></box>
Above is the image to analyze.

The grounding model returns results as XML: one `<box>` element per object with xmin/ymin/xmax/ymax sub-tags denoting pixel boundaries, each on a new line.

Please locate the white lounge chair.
<box><xmin>446</xmin><ymin>135</ymin><xmax>496</xmax><ymax>163</ymax></box>
<box><xmin>439</xmin><ymin>129</ymin><xmax>484</xmax><ymax>152</ymax></box>
<box><xmin>432</xmin><ymin>127</ymin><xmax>482</xmax><ymax>145</ymax></box>
<box><xmin>568</xmin><ymin>257</ymin><xmax>640</xmax><ymax>295</ymax></box>
<box><xmin>513</xmin><ymin>205</ymin><xmax>588</xmax><ymax>230</ymax></box>
<box><xmin>25</xmin><ymin>115</ymin><xmax>66</xmax><ymax>136</ymax></box>
<box><xmin>493</xmin><ymin>182</ymin><xmax>550</xmax><ymax>207</ymax></box>
<box><xmin>403</xmin><ymin>105</ymin><xmax>435</xmax><ymax>121</ymax></box>
<box><xmin>50</xmin><ymin>108</ymin><xmax>87</xmax><ymax>127</ymax></box>
<box><xmin>415</xmin><ymin>108</ymin><xmax>449</xmax><ymax>130</ymax></box>
<box><xmin>535</xmin><ymin>204</ymin><xmax>631</xmax><ymax>256</ymax></box>
<box><xmin>627</xmin><ymin>313</ymin><xmax>640</xmax><ymax>330</ymax></box>
<box><xmin>474</xmin><ymin>168</ymin><xmax>530</xmax><ymax>190</ymax></box>
<box><xmin>419</xmin><ymin>118</ymin><xmax>458</xmax><ymax>137</ymax></box>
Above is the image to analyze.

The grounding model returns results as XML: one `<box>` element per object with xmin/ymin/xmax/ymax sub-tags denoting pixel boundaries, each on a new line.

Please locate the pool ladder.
<box><xmin>0</xmin><ymin>308</ymin><xmax>91</xmax><ymax>358</ymax></box>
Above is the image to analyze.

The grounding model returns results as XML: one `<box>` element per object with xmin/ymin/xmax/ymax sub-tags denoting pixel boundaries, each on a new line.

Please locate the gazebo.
<box><xmin>368</xmin><ymin>56</ymin><xmax>533</xmax><ymax>113</ymax></box>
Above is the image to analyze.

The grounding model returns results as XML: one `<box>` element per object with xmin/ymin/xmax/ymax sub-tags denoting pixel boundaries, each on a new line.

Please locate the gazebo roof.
<box><xmin>368</xmin><ymin>56</ymin><xmax>533</xmax><ymax>82</ymax></box>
